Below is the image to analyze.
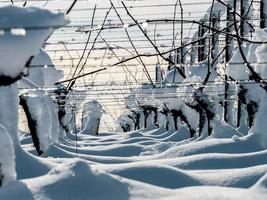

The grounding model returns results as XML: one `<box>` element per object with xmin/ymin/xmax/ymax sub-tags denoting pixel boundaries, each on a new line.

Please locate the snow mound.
<box><xmin>169</xmin><ymin>186</ymin><xmax>267</xmax><ymax>200</ymax></box>
<box><xmin>25</xmin><ymin>159</ymin><xmax>130</xmax><ymax>200</ymax></box>
<box><xmin>163</xmin><ymin>126</ymin><xmax>190</xmax><ymax>142</ymax></box>
<box><xmin>102</xmin><ymin>163</ymin><xmax>201</xmax><ymax>189</ymax></box>
<box><xmin>141</xmin><ymin>141</ymin><xmax>176</xmax><ymax>156</ymax></box>
<box><xmin>210</xmin><ymin>120</ymin><xmax>243</xmax><ymax>138</ymax></box>
<box><xmin>252</xmin><ymin>173</ymin><xmax>267</xmax><ymax>191</ymax></box>
<box><xmin>249</xmin><ymin>95</ymin><xmax>267</xmax><ymax>148</ymax></box>
<box><xmin>126</xmin><ymin>131</ymin><xmax>144</xmax><ymax>139</ymax></box>
<box><xmin>157</xmin><ymin>133</ymin><xmax>263</xmax><ymax>159</ymax></box>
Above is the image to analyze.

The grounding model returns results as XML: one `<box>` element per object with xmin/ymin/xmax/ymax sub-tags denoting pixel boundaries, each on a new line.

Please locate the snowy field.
<box><xmin>1</xmin><ymin>0</ymin><xmax>267</xmax><ymax>199</ymax></box>
<box><xmin>1</xmin><ymin>128</ymin><xmax>267</xmax><ymax>200</ymax></box>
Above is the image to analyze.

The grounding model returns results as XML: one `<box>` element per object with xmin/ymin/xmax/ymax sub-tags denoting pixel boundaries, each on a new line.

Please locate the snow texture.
<box><xmin>0</xmin><ymin>124</ymin><xmax>16</xmax><ymax>186</ymax></box>
<box><xmin>1</xmin><ymin>2</ymin><xmax>267</xmax><ymax>200</ymax></box>
<box><xmin>0</xmin><ymin>6</ymin><xmax>69</xmax><ymax>78</ymax></box>
<box><xmin>80</xmin><ymin>100</ymin><xmax>104</xmax><ymax>135</ymax></box>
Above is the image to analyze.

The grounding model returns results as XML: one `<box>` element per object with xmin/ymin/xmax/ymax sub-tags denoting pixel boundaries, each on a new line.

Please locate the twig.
<box><xmin>67</xmin><ymin>5</ymin><xmax>97</xmax><ymax>89</ymax></box>
<box><xmin>56</xmin><ymin>68</ymin><xmax>107</xmax><ymax>84</ymax></box>
<box><xmin>122</xmin><ymin>1</ymin><xmax>186</xmax><ymax>79</ymax></box>
<box><xmin>233</xmin><ymin>0</ymin><xmax>267</xmax><ymax>90</ymax></box>
<box><xmin>66</xmin><ymin>0</ymin><xmax>78</xmax><ymax>15</ymax></box>
<box><xmin>111</xmin><ymin>37</ymin><xmax>203</xmax><ymax>67</ymax></box>
<box><xmin>110</xmin><ymin>0</ymin><xmax>154</xmax><ymax>86</ymax></box>
<box><xmin>68</xmin><ymin>6</ymin><xmax>112</xmax><ymax>91</ymax></box>
<box><xmin>100</xmin><ymin>36</ymin><xmax>139</xmax><ymax>83</ymax></box>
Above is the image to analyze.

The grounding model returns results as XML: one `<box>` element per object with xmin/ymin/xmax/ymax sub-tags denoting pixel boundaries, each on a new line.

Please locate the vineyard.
<box><xmin>0</xmin><ymin>0</ymin><xmax>267</xmax><ymax>199</ymax></box>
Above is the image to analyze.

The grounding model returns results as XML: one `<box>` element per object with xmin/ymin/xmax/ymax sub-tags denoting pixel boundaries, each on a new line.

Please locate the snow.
<box><xmin>0</xmin><ymin>83</ymin><xmax>20</xmax><ymax>146</ymax></box>
<box><xmin>116</xmin><ymin>111</ymin><xmax>135</xmax><ymax>132</ymax></box>
<box><xmin>247</xmin><ymin>28</ymin><xmax>267</xmax><ymax>148</ymax></box>
<box><xmin>18</xmin><ymin>48</ymin><xmax>65</xmax><ymax>151</ymax></box>
<box><xmin>20</xmin><ymin>92</ymin><xmax>52</xmax><ymax>152</ymax></box>
<box><xmin>0</xmin><ymin>128</ymin><xmax>265</xmax><ymax>199</ymax></box>
<box><xmin>163</xmin><ymin>68</ymin><xmax>184</xmax><ymax>84</ymax></box>
<box><xmin>0</xmin><ymin>124</ymin><xmax>16</xmax><ymax>186</ymax></box>
<box><xmin>0</xmin><ymin>6</ymin><xmax>68</xmax><ymax>79</ymax></box>
<box><xmin>24</xmin><ymin>159</ymin><xmax>131</xmax><ymax>200</ymax></box>
<box><xmin>253</xmin><ymin>173</ymin><xmax>267</xmax><ymax>191</ymax></box>
<box><xmin>227</xmin><ymin>46</ymin><xmax>250</xmax><ymax>80</ymax></box>
<box><xmin>80</xmin><ymin>100</ymin><xmax>104</xmax><ymax>135</ymax></box>
<box><xmin>0</xmin><ymin>4</ymin><xmax>69</xmax><ymax>188</ymax></box>
<box><xmin>210</xmin><ymin>119</ymin><xmax>243</xmax><ymax>138</ymax></box>
<box><xmin>28</xmin><ymin>49</ymin><xmax>64</xmax><ymax>87</ymax></box>
<box><xmin>249</xmin><ymin>95</ymin><xmax>267</xmax><ymax>148</ymax></box>
<box><xmin>1</xmin><ymin>1</ymin><xmax>267</xmax><ymax>200</ymax></box>
<box><xmin>255</xmin><ymin>28</ymin><xmax>267</xmax><ymax>79</ymax></box>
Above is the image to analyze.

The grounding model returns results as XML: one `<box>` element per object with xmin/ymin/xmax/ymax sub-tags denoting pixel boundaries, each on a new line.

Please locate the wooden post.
<box><xmin>19</xmin><ymin>95</ymin><xmax>43</xmax><ymax>156</ymax></box>
<box><xmin>260</xmin><ymin>0</ymin><xmax>265</xmax><ymax>28</ymax></box>
<box><xmin>198</xmin><ymin>22</ymin><xmax>205</xmax><ymax>62</ymax></box>
<box><xmin>240</xmin><ymin>0</ymin><xmax>245</xmax><ymax>37</ymax></box>
<box><xmin>198</xmin><ymin>22</ymin><xmax>206</xmax><ymax>62</ymax></box>
<box><xmin>224</xmin><ymin>7</ymin><xmax>231</xmax><ymax>123</ymax></box>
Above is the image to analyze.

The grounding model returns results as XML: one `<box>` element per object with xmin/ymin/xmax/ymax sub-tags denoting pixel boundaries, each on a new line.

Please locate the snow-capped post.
<box><xmin>142</xmin><ymin>106</ymin><xmax>151</xmax><ymax>129</ymax></box>
<box><xmin>80</xmin><ymin>100</ymin><xmax>104</xmax><ymax>135</ymax></box>
<box><xmin>132</xmin><ymin>110</ymin><xmax>141</xmax><ymax>130</ymax></box>
<box><xmin>224</xmin><ymin>5</ymin><xmax>233</xmax><ymax>123</ymax></box>
<box><xmin>55</xmin><ymin>86</ymin><xmax>70</xmax><ymax>135</ymax></box>
<box><xmin>239</xmin><ymin>0</ymin><xmax>252</xmax><ymax>37</ymax></box>
<box><xmin>19</xmin><ymin>95</ymin><xmax>44</xmax><ymax>155</ymax></box>
<box><xmin>172</xmin><ymin>0</ymin><xmax>184</xmax><ymax>72</ymax></box>
<box><xmin>155</xmin><ymin>63</ymin><xmax>163</xmax><ymax>83</ymax></box>
<box><xmin>0</xmin><ymin>5</ymin><xmax>68</xmax><ymax>180</ymax></box>
<box><xmin>139</xmin><ymin>104</ymin><xmax>158</xmax><ymax>130</ymax></box>
<box><xmin>158</xmin><ymin>106</ymin><xmax>168</xmax><ymax>130</ymax></box>
<box><xmin>190</xmin><ymin>34</ymin><xmax>198</xmax><ymax>64</ymax></box>
<box><xmin>18</xmin><ymin>49</ymin><xmax>64</xmax><ymax>155</ymax></box>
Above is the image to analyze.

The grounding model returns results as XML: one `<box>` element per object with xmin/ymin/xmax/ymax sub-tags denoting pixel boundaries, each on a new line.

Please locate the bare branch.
<box><xmin>66</xmin><ymin>0</ymin><xmax>78</xmax><ymax>15</ymax></box>
<box><xmin>122</xmin><ymin>1</ymin><xmax>186</xmax><ymax>79</ymax></box>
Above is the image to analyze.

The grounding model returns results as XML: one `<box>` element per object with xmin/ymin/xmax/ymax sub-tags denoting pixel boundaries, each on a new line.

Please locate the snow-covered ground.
<box><xmin>0</xmin><ymin>128</ymin><xmax>266</xmax><ymax>199</ymax></box>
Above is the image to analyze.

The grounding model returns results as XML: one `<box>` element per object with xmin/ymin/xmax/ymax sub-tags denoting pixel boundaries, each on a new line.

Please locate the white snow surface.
<box><xmin>0</xmin><ymin>6</ymin><xmax>68</xmax><ymax>78</ymax></box>
<box><xmin>28</xmin><ymin>49</ymin><xmax>64</xmax><ymax>87</ymax></box>
<box><xmin>0</xmin><ymin>124</ymin><xmax>16</xmax><ymax>185</ymax></box>
<box><xmin>0</xmin><ymin>125</ymin><xmax>265</xmax><ymax>199</ymax></box>
<box><xmin>21</xmin><ymin>92</ymin><xmax>53</xmax><ymax>152</ymax></box>
<box><xmin>80</xmin><ymin>100</ymin><xmax>104</xmax><ymax>135</ymax></box>
<box><xmin>0</xmin><ymin>83</ymin><xmax>20</xmax><ymax>146</ymax></box>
